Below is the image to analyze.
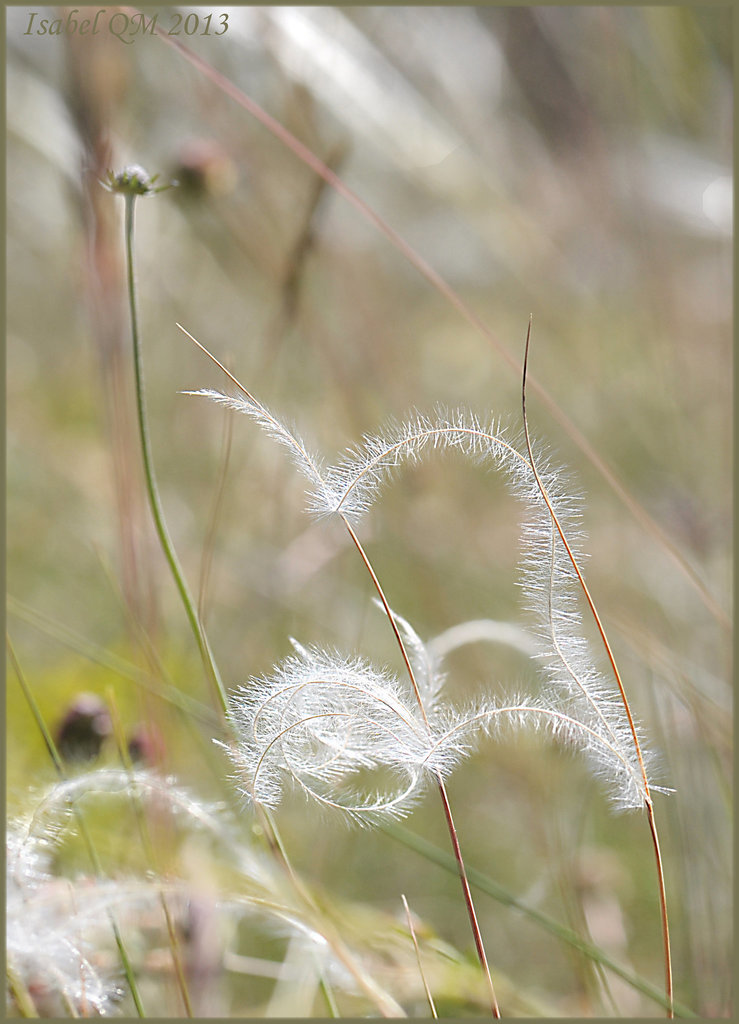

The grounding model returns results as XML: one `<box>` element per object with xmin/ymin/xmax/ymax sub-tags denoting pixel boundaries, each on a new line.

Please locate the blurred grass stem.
<box><xmin>386</xmin><ymin>821</ymin><xmax>692</xmax><ymax>1016</ymax></box>
<box><xmin>107</xmin><ymin>687</ymin><xmax>194</xmax><ymax>1017</ymax></box>
<box><xmin>6</xmin><ymin>964</ymin><xmax>40</xmax><ymax>1018</ymax></box>
<box><xmin>7</xmin><ymin>634</ymin><xmax>146</xmax><ymax>1017</ymax></box>
<box><xmin>402</xmin><ymin>894</ymin><xmax>438</xmax><ymax>1018</ymax></box>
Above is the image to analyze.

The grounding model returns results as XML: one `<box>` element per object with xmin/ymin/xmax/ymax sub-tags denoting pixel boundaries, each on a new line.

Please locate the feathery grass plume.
<box><xmin>11</xmin><ymin>768</ymin><xmax>272</xmax><ymax>891</ymax></box>
<box><xmin>343</xmin><ymin>414</ymin><xmax>665</xmax><ymax>811</ymax></box>
<box><xmin>428</xmin><ymin>617</ymin><xmax>539</xmax><ymax>662</ymax></box>
<box><xmin>222</xmin><ymin>643</ymin><xmax>450</xmax><ymax>825</ymax></box>
<box><xmin>221</xmin><ymin>618</ymin><xmax>654</xmax><ymax>830</ymax></box>
<box><xmin>187</xmin><ymin>342</ymin><xmax>671</xmax><ymax>1020</ymax></box>
<box><xmin>184</xmin><ymin>388</ymin><xmax>339</xmax><ymax>515</ymax></box>
<box><xmin>325</xmin><ymin>408</ymin><xmax>508</xmax><ymax>524</ymax></box>
<box><xmin>7</xmin><ymin>873</ymin><xmax>124</xmax><ymax>1015</ymax></box>
<box><xmin>192</xmin><ymin>382</ymin><xmax>661</xmax><ymax>813</ymax></box>
<box><xmin>372</xmin><ymin>598</ymin><xmax>446</xmax><ymax>708</ymax></box>
<box><xmin>7</xmin><ymin>817</ymin><xmax>124</xmax><ymax>1017</ymax></box>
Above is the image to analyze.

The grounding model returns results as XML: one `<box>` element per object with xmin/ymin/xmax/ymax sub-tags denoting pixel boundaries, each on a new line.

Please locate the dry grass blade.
<box><xmin>402</xmin><ymin>894</ymin><xmax>438</xmax><ymax>1018</ymax></box>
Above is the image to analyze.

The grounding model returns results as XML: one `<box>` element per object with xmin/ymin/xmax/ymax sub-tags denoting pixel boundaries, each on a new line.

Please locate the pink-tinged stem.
<box><xmin>342</xmin><ymin>516</ymin><xmax>501</xmax><ymax>1017</ymax></box>
<box><xmin>522</xmin><ymin>319</ymin><xmax>672</xmax><ymax>1017</ymax></box>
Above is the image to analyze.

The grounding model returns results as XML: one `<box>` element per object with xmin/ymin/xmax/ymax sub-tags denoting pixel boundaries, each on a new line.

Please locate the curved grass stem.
<box><xmin>521</xmin><ymin>318</ymin><xmax>673</xmax><ymax>1017</ymax></box>
<box><xmin>341</xmin><ymin>518</ymin><xmax>501</xmax><ymax>1018</ymax></box>
<box><xmin>122</xmin><ymin>193</ymin><xmax>228</xmax><ymax>718</ymax></box>
<box><xmin>647</xmin><ymin>801</ymin><xmax>674</xmax><ymax>1018</ymax></box>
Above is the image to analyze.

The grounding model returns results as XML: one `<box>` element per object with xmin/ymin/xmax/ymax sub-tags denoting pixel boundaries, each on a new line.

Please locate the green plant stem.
<box><xmin>123</xmin><ymin>193</ymin><xmax>228</xmax><ymax>718</ymax></box>
<box><xmin>7</xmin><ymin>635</ymin><xmax>145</xmax><ymax>1018</ymax></box>
<box><xmin>319</xmin><ymin>975</ymin><xmax>340</xmax><ymax>1018</ymax></box>
<box><xmin>385</xmin><ymin>821</ymin><xmax>695</xmax><ymax>1018</ymax></box>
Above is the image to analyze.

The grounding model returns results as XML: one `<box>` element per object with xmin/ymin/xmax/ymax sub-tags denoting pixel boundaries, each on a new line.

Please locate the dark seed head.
<box><xmin>55</xmin><ymin>693</ymin><xmax>112</xmax><ymax>764</ymax></box>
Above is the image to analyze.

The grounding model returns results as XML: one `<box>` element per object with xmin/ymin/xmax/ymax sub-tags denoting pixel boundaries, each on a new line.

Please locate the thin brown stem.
<box><xmin>521</xmin><ymin>318</ymin><xmax>646</xmax><ymax>783</ymax></box>
<box><xmin>341</xmin><ymin>516</ymin><xmax>428</xmax><ymax>725</ymax></box>
<box><xmin>341</xmin><ymin>517</ymin><xmax>501</xmax><ymax>1018</ymax></box>
<box><xmin>436</xmin><ymin>774</ymin><xmax>501</xmax><ymax>1017</ymax></box>
<box><xmin>647</xmin><ymin>802</ymin><xmax>674</xmax><ymax>1017</ymax></box>
<box><xmin>521</xmin><ymin>317</ymin><xmax>673</xmax><ymax>1017</ymax></box>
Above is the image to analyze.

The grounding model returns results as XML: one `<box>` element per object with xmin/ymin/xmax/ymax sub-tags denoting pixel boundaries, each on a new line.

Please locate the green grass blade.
<box><xmin>383</xmin><ymin>820</ymin><xmax>696</xmax><ymax>1017</ymax></box>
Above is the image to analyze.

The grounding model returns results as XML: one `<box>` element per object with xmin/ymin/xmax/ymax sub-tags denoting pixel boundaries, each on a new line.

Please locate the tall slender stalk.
<box><xmin>521</xmin><ymin>318</ymin><xmax>673</xmax><ymax>1017</ymax></box>
<box><xmin>342</xmin><ymin>518</ymin><xmax>501</xmax><ymax>1017</ymax></box>
<box><xmin>111</xmin><ymin>173</ymin><xmax>229</xmax><ymax>718</ymax></box>
<box><xmin>109</xmin><ymin>180</ymin><xmax>405</xmax><ymax>1018</ymax></box>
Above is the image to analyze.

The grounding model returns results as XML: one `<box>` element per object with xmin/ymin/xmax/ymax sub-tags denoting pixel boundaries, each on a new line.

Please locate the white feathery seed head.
<box><xmin>222</xmin><ymin>645</ymin><xmax>456</xmax><ymax>826</ymax></box>
<box><xmin>188</xmin><ymin>383</ymin><xmax>664</xmax><ymax>814</ymax></box>
<box><xmin>184</xmin><ymin>389</ymin><xmax>340</xmax><ymax>516</ymax></box>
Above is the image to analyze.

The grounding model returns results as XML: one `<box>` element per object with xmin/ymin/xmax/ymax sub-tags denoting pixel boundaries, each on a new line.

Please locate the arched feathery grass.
<box><xmin>220</xmin><ymin>638</ymin><xmax>658</xmax><ymax>829</ymax></box>
<box><xmin>9</xmin><ymin>769</ymin><xmax>272</xmax><ymax>909</ymax></box>
<box><xmin>322</xmin><ymin>410</ymin><xmax>656</xmax><ymax>809</ymax></box>
<box><xmin>187</xmin><ymin>383</ymin><xmax>653</xmax><ymax>813</ymax></box>
<box><xmin>16</xmin><ymin>768</ymin><xmax>233</xmax><ymax>852</ymax></box>
<box><xmin>183</xmin><ymin>324</ymin><xmax>672</xmax><ymax>1015</ymax></box>
<box><xmin>222</xmin><ymin>646</ymin><xmax>438</xmax><ymax>825</ymax></box>
<box><xmin>185</xmin><ymin>387</ymin><xmax>337</xmax><ymax>513</ymax></box>
<box><xmin>419</xmin><ymin>698</ymin><xmax>647</xmax><ymax>785</ymax></box>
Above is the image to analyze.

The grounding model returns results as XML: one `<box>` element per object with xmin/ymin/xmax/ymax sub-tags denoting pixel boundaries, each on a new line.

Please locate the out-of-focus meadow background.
<box><xmin>7</xmin><ymin>5</ymin><xmax>732</xmax><ymax>1018</ymax></box>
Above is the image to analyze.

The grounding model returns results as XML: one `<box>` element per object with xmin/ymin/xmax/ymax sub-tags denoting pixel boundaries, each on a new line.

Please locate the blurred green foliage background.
<box><xmin>7</xmin><ymin>5</ymin><xmax>732</xmax><ymax>1017</ymax></box>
